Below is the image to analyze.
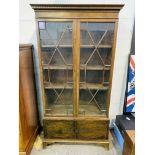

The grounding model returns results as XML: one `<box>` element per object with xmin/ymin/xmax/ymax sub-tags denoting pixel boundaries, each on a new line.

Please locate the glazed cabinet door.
<box><xmin>79</xmin><ymin>21</ymin><xmax>115</xmax><ymax>116</ymax></box>
<box><xmin>38</xmin><ymin>21</ymin><xmax>74</xmax><ymax>116</ymax></box>
<box><xmin>38</xmin><ymin>20</ymin><xmax>115</xmax><ymax>117</ymax></box>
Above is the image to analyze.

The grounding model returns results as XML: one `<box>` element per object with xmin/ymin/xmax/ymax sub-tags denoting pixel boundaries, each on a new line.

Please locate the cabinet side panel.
<box><xmin>19</xmin><ymin>45</ymin><xmax>39</xmax><ymax>152</ymax></box>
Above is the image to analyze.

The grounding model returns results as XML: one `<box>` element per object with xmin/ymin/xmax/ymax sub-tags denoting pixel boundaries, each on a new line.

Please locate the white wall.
<box><xmin>20</xmin><ymin>0</ymin><xmax>135</xmax><ymax>125</ymax></box>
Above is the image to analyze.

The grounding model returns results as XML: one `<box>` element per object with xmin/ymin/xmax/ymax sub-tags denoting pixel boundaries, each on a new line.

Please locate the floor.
<box><xmin>31</xmin><ymin>130</ymin><xmax>122</xmax><ymax>155</ymax></box>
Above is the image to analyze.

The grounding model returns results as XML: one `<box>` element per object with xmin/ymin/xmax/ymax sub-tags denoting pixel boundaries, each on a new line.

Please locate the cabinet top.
<box><xmin>30</xmin><ymin>4</ymin><xmax>124</xmax><ymax>12</ymax></box>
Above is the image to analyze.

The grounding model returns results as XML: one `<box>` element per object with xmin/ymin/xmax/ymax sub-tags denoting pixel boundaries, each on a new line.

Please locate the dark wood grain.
<box><xmin>43</xmin><ymin>119</ymin><xmax>75</xmax><ymax>139</ymax></box>
<box><xmin>77</xmin><ymin>120</ymin><xmax>109</xmax><ymax>140</ymax></box>
<box><xmin>43</xmin><ymin>119</ymin><xmax>109</xmax><ymax>140</ymax></box>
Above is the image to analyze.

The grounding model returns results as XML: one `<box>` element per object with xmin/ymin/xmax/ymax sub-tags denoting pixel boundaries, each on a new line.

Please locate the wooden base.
<box><xmin>42</xmin><ymin>138</ymin><xmax>109</xmax><ymax>150</ymax></box>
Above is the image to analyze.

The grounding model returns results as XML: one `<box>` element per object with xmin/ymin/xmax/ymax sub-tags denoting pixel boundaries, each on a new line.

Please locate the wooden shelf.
<box><xmin>43</xmin><ymin>65</ymin><xmax>111</xmax><ymax>70</ymax></box>
<box><xmin>45</xmin><ymin>105</ymin><xmax>73</xmax><ymax>116</ymax></box>
<box><xmin>44</xmin><ymin>82</ymin><xmax>108</xmax><ymax>90</ymax></box>
<box><xmin>80</xmin><ymin>83</ymin><xmax>108</xmax><ymax>90</ymax></box>
<box><xmin>45</xmin><ymin>104</ymin><xmax>106</xmax><ymax>116</ymax></box>
<box><xmin>81</xmin><ymin>45</ymin><xmax>112</xmax><ymax>48</ymax></box>
<box><xmin>41</xmin><ymin>45</ymin><xmax>112</xmax><ymax>48</ymax></box>
<box><xmin>42</xmin><ymin>45</ymin><xmax>72</xmax><ymax>48</ymax></box>
<box><xmin>80</xmin><ymin>65</ymin><xmax>110</xmax><ymax>70</ymax></box>
<box><xmin>44</xmin><ymin>82</ymin><xmax>73</xmax><ymax>89</ymax></box>
<box><xmin>43</xmin><ymin>65</ymin><xmax>73</xmax><ymax>70</ymax></box>
<box><xmin>103</xmin><ymin>82</ymin><xmax>110</xmax><ymax>85</ymax></box>
<box><xmin>80</xmin><ymin>104</ymin><xmax>106</xmax><ymax>115</ymax></box>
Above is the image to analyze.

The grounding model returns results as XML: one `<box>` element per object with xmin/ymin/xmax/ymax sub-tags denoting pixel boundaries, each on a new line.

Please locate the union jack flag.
<box><xmin>126</xmin><ymin>55</ymin><xmax>135</xmax><ymax>112</ymax></box>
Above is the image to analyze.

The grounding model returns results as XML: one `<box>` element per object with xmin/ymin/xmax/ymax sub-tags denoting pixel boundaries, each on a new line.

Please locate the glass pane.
<box><xmin>81</xmin><ymin>22</ymin><xmax>114</xmax><ymax>46</ymax></box>
<box><xmin>79</xmin><ymin>22</ymin><xmax>114</xmax><ymax>116</ymax></box>
<box><xmin>80</xmin><ymin>70</ymin><xmax>103</xmax><ymax>83</ymax></box>
<box><xmin>39</xmin><ymin>21</ymin><xmax>73</xmax><ymax>116</ymax></box>
<box><xmin>45</xmin><ymin>89</ymin><xmax>73</xmax><ymax>116</ymax></box>
<box><xmin>79</xmin><ymin>89</ymin><xmax>107</xmax><ymax>115</ymax></box>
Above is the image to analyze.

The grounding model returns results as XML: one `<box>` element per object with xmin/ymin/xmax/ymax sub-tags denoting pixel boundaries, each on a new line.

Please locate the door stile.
<box><xmin>73</xmin><ymin>19</ymin><xmax>80</xmax><ymax>117</ymax></box>
<box><xmin>106</xmin><ymin>20</ymin><xmax>118</xmax><ymax>117</ymax></box>
<box><xmin>35</xmin><ymin>19</ymin><xmax>46</xmax><ymax>116</ymax></box>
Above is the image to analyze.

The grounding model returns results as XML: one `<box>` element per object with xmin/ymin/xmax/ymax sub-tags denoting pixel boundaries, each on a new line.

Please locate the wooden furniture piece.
<box><xmin>19</xmin><ymin>44</ymin><xmax>39</xmax><ymax>155</ymax></box>
<box><xmin>31</xmin><ymin>4</ymin><xmax>124</xmax><ymax>149</ymax></box>
<box><xmin>123</xmin><ymin>130</ymin><xmax>135</xmax><ymax>155</ymax></box>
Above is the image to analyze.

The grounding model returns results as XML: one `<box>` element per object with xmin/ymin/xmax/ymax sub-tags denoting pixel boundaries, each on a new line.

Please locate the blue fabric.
<box><xmin>113</xmin><ymin>123</ymin><xmax>124</xmax><ymax>151</ymax></box>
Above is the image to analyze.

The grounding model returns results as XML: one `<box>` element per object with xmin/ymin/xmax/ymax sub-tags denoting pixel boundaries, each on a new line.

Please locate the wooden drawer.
<box><xmin>76</xmin><ymin>120</ymin><xmax>109</xmax><ymax>140</ymax></box>
<box><xmin>43</xmin><ymin>119</ymin><xmax>75</xmax><ymax>139</ymax></box>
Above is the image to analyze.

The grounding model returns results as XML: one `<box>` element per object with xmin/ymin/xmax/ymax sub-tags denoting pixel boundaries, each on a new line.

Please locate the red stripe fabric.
<box><xmin>127</xmin><ymin>97</ymin><xmax>135</xmax><ymax>105</ymax></box>
<box><xmin>130</xmin><ymin>56</ymin><xmax>135</xmax><ymax>70</ymax></box>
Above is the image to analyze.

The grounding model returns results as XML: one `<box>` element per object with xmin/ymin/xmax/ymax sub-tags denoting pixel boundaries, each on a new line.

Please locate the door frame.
<box><xmin>74</xmin><ymin>19</ymin><xmax>118</xmax><ymax>117</ymax></box>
